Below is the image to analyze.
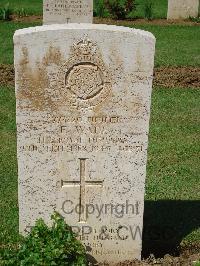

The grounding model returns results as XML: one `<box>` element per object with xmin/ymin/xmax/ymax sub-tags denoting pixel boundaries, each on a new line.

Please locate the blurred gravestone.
<box><xmin>43</xmin><ymin>0</ymin><xmax>93</xmax><ymax>24</ymax></box>
<box><xmin>167</xmin><ymin>0</ymin><xmax>199</xmax><ymax>19</ymax></box>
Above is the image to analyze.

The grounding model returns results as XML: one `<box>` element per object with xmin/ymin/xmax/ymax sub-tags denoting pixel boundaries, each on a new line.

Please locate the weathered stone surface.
<box><xmin>167</xmin><ymin>0</ymin><xmax>199</xmax><ymax>19</ymax></box>
<box><xmin>43</xmin><ymin>0</ymin><xmax>93</xmax><ymax>24</ymax></box>
<box><xmin>14</xmin><ymin>24</ymin><xmax>155</xmax><ymax>264</ymax></box>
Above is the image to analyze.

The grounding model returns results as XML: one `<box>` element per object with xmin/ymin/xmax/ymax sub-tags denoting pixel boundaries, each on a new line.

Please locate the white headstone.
<box><xmin>14</xmin><ymin>24</ymin><xmax>155</xmax><ymax>264</ymax></box>
<box><xmin>43</xmin><ymin>0</ymin><xmax>93</xmax><ymax>24</ymax></box>
<box><xmin>167</xmin><ymin>0</ymin><xmax>199</xmax><ymax>19</ymax></box>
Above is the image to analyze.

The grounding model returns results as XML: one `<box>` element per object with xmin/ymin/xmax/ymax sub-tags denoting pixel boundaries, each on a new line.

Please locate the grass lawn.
<box><xmin>0</xmin><ymin>87</ymin><xmax>18</xmax><ymax>246</ymax></box>
<box><xmin>0</xmin><ymin>0</ymin><xmax>168</xmax><ymax>18</ymax></box>
<box><xmin>0</xmin><ymin>21</ymin><xmax>200</xmax><ymax>66</ymax></box>
<box><xmin>0</xmin><ymin>85</ymin><xmax>199</xmax><ymax>252</ymax></box>
<box><xmin>0</xmin><ymin>0</ymin><xmax>43</xmax><ymax>15</ymax></box>
<box><xmin>134</xmin><ymin>0</ymin><xmax>167</xmax><ymax>19</ymax></box>
<box><xmin>0</xmin><ymin>22</ymin><xmax>40</xmax><ymax>65</ymax></box>
<box><xmin>148</xmin><ymin>88</ymin><xmax>200</xmax><ymax>201</ymax></box>
<box><xmin>134</xmin><ymin>24</ymin><xmax>200</xmax><ymax>67</ymax></box>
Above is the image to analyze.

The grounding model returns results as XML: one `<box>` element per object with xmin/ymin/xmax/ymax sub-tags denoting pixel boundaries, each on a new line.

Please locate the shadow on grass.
<box><xmin>142</xmin><ymin>200</ymin><xmax>200</xmax><ymax>258</ymax></box>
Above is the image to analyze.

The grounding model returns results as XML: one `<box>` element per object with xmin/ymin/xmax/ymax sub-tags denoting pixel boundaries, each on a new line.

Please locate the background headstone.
<box><xmin>43</xmin><ymin>0</ymin><xmax>93</xmax><ymax>24</ymax></box>
<box><xmin>167</xmin><ymin>0</ymin><xmax>199</xmax><ymax>19</ymax></box>
<box><xmin>14</xmin><ymin>24</ymin><xmax>155</xmax><ymax>264</ymax></box>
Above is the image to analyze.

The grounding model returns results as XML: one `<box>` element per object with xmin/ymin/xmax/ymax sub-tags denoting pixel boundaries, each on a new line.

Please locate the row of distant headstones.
<box><xmin>43</xmin><ymin>0</ymin><xmax>200</xmax><ymax>24</ymax></box>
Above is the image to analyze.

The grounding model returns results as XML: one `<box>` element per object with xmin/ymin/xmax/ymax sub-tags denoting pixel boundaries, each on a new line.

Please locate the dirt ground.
<box><xmin>11</xmin><ymin>14</ymin><xmax>42</xmax><ymax>23</ymax></box>
<box><xmin>94</xmin><ymin>17</ymin><xmax>199</xmax><ymax>26</ymax></box>
<box><xmin>10</xmin><ymin>15</ymin><xmax>199</xmax><ymax>26</ymax></box>
<box><xmin>98</xmin><ymin>253</ymin><xmax>200</xmax><ymax>266</ymax></box>
<box><xmin>153</xmin><ymin>67</ymin><xmax>200</xmax><ymax>89</ymax></box>
<box><xmin>0</xmin><ymin>64</ymin><xmax>14</xmax><ymax>87</ymax></box>
<box><xmin>1</xmin><ymin>64</ymin><xmax>199</xmax><ymax>89</ymax></box>
<box><xmin>95</xmin><ymin>247</ymin><xmax>200</xmax><ymax>266</ymax></box>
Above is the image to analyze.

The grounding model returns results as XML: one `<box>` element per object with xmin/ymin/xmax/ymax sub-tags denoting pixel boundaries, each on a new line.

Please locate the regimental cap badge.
<box><xmin>72</xmin><ymin>37</ymin><xmax>97</xmax><ymax>56</ymax></box>
<box><xmin>58</xmin><ymin>37</ymin><xmax>112</xmax><ymax>109</ymax></box>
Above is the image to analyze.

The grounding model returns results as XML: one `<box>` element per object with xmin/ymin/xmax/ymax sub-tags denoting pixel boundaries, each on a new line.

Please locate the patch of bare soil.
<box><xmin>1</xmin><ymin>64</ymin><xmax>199</xmax><ymax>89</ymax></box>
<box><xmin>154</xmin><ymin>67</ymin><xmax>200</xmax><ymax>88</ymax></box>
<box><xmin>94</xmin><ymin>17</ymin><xmax>199</xmax><ymax>26</ymax></box>
<box><xmin>10</xmin><ymin>14</ymin><xmax>42</xmax><ymax>23</ymax></box>
<box><xmin>0</xmin><ymin>64</ymin><xmax>14</xmax><ymax>87</ymax></box>
<box><xmin>9</xmin><ymin>15</ymin><xmax>199</xmax><ymax>26</ymax></box>
<box><xmin>97</xmin><ymin>253</ymin><xmax>200</xmax><ymax>266</ymax></box>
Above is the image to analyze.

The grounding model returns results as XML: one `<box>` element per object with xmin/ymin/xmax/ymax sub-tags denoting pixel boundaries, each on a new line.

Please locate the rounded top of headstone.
<box><xmin>14</xmin><ymin>23</ymin><xmax>155</xmax><ymax>44</ymax></box>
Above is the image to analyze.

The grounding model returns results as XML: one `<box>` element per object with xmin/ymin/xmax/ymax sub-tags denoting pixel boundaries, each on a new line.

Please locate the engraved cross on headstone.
<box><xmin>61</xmin><ymin>158</ymin><xmax>103</xmax><ymax>222</ymax></box>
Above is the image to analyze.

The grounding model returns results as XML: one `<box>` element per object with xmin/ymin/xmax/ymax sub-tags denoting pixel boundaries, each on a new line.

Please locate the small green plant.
<box><xmin>1</xmin><ymin>213</ymin><xmax>87</xmax><ymax>265</ymax></box>
<box><xmin>143</xmin><ymin>0</ymin><xmax>153</xmax><ymax>20</ymax></box>
<box><xmin>0</xmin><ymin>3</ymin><xmax>12</xmax><ymax>21</ymax></box>
<box><xmin>193</xmin><ymin>262</ymin><xmax>200</xmax><ymax>266</ymax></box>
<box><xmin>94</xmin><ymin>0</ymin><xmax>109</xmax><ymax>18</ymax></box>
<box><xmin>105</xmin><ymin>0</ymin><xmax>136</xmax><ymax>20</ymax></box>
<box><xmin>189</xmin><ymin>16</ymin><xmax>200</xmax><ymax>23</ymax></box>
<box><xmin>15</xmin><ymin>7</ymin><xmax>28</xmax><ymax>18</ymax></box>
